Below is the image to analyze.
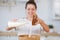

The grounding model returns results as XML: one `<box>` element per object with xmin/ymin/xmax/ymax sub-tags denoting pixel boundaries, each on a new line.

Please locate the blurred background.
<box><xmin>0</xmin><ymin>0</ymin><xmax>60</xmax><ymax>40</ymax></box>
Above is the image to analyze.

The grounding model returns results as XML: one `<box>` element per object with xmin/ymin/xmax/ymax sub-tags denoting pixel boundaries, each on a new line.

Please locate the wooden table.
<box><xmin>0</xmin><ymin>32</ymin><xmax>17</xmax><ymax>36</ymax></box>
<box><xmin>0</xmin><ymin>32</ymin><xmax>60</xmax><ymax>36</ymax></box>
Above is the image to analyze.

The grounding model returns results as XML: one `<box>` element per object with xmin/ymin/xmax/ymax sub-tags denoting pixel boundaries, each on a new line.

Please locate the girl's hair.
<box><xmin>25</xmin><ymin>0</ymin><xmax>37</xmax><ymax>9</ymax></box>
<box><xmin>32</xmin><ymin>14</ymin><xmax>38</xmax><ymax>25</ymax></box>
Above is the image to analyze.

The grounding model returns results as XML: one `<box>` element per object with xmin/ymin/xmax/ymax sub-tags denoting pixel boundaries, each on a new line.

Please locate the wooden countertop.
<box><xmin>0</xmin><ymin>32</ymin><xmax>17</xmax><ymax>36</ymax></box>
<box><xmin>41</xmin><ymin>32</ymin><xmax>60</xmax><ymax>36</ymax></box>
<box><xmin>0</xmin><ymin>32</ymin><xmax>60</xmax><ymax>36</ymax></box>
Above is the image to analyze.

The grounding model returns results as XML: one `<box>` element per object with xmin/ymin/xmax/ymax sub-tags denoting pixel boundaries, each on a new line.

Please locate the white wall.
<box><xmin>37</xmin><ymin>0</ymin><xmax>52</xmax><ymax>24</ymax></box>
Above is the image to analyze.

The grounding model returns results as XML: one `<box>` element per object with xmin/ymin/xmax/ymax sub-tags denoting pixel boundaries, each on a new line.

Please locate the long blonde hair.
<box><xmin>32</xmin><ymin>14</ymin><xmax>38</xmax><ymax>25</ymax></box>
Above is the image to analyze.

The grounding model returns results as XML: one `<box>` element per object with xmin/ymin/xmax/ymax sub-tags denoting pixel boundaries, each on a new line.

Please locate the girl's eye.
<box><xmin>27</xmin><ymin>8</ymin><xmax>30</xmax><ymax>10</ymax></box>
<box><xmin>32</xmin><ymin>9</ymin><xmax>35</xmax><ymax>11</ymax></box>
<box><xmin>27</xmin><ymin>8</ymin><xmax>35</xmax><ymax>11</ymax></box>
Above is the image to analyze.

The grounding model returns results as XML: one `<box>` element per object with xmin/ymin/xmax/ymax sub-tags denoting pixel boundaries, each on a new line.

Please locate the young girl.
<box><xmin>6</xmin><ymin>1</ymin><xmax>49</xmax><ymax>40</ymax></box>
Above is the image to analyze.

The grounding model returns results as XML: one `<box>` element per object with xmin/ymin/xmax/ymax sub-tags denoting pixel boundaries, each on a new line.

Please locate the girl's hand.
<box><xmin>6</xmin><ymin>27</ymin><xmax>16</xmax><ymax>31</ymax></box>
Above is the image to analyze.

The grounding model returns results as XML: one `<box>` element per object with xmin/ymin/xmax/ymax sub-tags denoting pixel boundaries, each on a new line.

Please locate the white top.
<box><xmin>8</xmin><ymin>18</ymin><xmax>43</xmax><ymax>35</ymax></box>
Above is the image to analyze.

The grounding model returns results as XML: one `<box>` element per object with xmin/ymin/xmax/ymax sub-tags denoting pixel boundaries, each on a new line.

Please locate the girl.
<box><xmin>6</xmin><ymin>1</ymin><xmax>49</xmax><ymax>40</ymax></box>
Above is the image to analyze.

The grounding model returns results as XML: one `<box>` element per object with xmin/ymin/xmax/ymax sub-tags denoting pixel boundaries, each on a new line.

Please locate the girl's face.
<box><xmin>25</xmin><ymin>4</ymin><xmax>36</xmax><ymax>17</ymax></box>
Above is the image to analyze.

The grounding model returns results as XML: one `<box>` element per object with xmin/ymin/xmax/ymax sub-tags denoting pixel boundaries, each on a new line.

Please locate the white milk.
<box><xmin>8</xmin><ymin>21</ymin><xmax>26</xmax><ymax>27</ymax></box>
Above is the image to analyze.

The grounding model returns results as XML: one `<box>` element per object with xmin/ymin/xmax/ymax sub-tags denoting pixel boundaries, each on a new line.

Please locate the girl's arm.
<box><xmin>6</xmin><ymin>27</ymin><xmax>16</xmax><ymax>31</ymax></box>
<box><xmin>38</xmin><ymin>18</ymin><xmax>50</xmax><ymax>32</ymax></box>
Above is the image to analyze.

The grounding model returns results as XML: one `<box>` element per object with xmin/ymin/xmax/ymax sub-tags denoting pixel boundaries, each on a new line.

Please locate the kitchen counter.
<box><xmin>41</xmin><ymin>32</ymin><xmax>60</xmax><ymax>36</ymax></box>
<box><xmin>0</xmin><ymin>32</ymin><xmax>60</xmax><ymax>36</ymax></box>
<box><xmin>0</xmin><ymin>32</ymin><xmax>17</xmax><ymax>36</ymax></box>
